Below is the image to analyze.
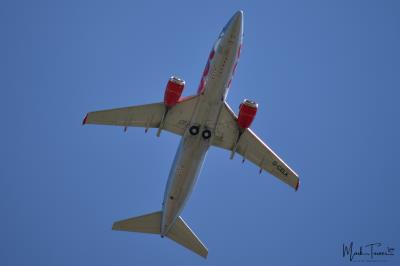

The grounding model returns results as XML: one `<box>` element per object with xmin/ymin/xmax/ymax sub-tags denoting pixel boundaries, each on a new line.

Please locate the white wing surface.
<box><xmin>212</xmin><ymin>102</ymin><xmax>300</xmax><ymax>190</ymax></box>
<box><xmin>83</xmin><ymin>96</ymin><xmax>199</xmax><ymax>136</ymax></box>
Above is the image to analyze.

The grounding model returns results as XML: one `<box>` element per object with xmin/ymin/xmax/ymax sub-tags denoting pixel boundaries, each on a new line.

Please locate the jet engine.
<box><xmin>237</xmin><ymin>99</ymin><xmax>258</xmax><ymax>129</ymax></box>
<box><xmin>164</xmin><ymin>76</ymin><xmax>185</xmax><ymax>108</ymax></box>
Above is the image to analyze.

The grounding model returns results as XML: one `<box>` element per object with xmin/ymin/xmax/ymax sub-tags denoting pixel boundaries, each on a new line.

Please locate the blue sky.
<box><xmin>1</xmin><ymin>1</ymin><xmax>399</xmax><ymax>265</ymax></box>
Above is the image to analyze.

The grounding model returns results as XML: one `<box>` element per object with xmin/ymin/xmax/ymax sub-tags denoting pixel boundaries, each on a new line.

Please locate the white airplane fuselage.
<box><xmin>161</xmin><ymin>11</ymin><xmax>244</xmax><ymax>236</ymax></box>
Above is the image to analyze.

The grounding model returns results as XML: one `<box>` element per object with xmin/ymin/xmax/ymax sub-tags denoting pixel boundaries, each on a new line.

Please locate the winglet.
<box><xmin>82</xmin><ymin>114</ymin><xmax>88</xmax><ymax>125</ymax></box>
<box><xmin>295</xmin><ymin>179</ymin><xmax>300</xmax><ymax>191</ymax></box>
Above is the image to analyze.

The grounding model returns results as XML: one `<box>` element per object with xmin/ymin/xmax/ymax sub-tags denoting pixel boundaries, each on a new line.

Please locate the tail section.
<box><xmin>167</xmin><ymin>216</ymin><xmax>208</xmax><ymax>258</ymax></box>
<box><xmin>112</xmin><ymin>211</ymin><xmax>208</xmax><ymax>258</ymax></box>
<box><xmin>112</xmin><ymin>211</ymin><xmax>162</xmax><ymax>234</ymax></box>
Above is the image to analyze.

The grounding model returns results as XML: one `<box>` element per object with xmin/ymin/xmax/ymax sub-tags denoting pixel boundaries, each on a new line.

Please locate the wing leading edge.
<box><xmin>212</xmin><ymin>102</ymin><xmax>300</xmax><ymax>190</ymax></box>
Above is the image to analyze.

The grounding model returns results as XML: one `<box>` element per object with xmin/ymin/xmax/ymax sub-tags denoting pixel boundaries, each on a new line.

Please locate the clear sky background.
<box><xmin>1</xmin><ymin>1</ymin><xmax>399</xmax><ymax>265</ymax></box>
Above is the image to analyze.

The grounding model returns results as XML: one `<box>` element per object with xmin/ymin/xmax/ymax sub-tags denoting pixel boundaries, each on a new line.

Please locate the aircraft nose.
<box><xmin>233</xmin><ymin>10</ymin><xmax>243</xmax><ymax>25</ymax></box>
<box><xmin>232</xmin><ymin>10</ymin><xmax>243</xmax><ymax>30</ymax></box>
<box><xmin>223</xmin><ymin>10</ymin><xmax>244</xmax><ymax>36</ymax></box>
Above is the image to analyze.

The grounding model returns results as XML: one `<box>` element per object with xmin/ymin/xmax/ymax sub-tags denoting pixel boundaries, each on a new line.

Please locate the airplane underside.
<box><xmin>83</xmin><ymin>10</ymin><xmax>299</xmax><ymax>258</ymax></box>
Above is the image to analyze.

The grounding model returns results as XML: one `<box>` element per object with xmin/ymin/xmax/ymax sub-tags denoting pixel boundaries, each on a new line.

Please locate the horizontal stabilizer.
<box><xmin>167</xmin><ymin>216</ymin><xmax>208</xmax><ymax>258</ymax></box>
<box><xmin>112</xmin><ymin>211</ymin><xmax>161</xmax><ymax>234</ymax></box>
<box><xmin>112</xmin><ymin>211</ymin><xmax>208</xmax><ymax>258</ymax></box>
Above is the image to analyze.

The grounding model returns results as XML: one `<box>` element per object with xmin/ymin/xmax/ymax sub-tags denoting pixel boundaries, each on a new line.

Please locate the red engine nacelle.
<box><xmin>164</xmin><ymin>76</ymin><xmax>185</xmax><ymax>108</ymax></box>
<box><xmin>237</xmin><ymin>99</ymin><xmax>258</xmax><ymax>129</ymax></box>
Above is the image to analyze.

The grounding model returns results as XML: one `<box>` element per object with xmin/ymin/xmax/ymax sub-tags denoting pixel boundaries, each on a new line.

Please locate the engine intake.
<box><xmin>164</xmin><ymin>76</ymin><xmax>185</xmax><ymax>107</ymax></box>
<box><xmin>237</xmin><ymin>99</ymin><xmax>258</xmax><ymax>129</ymax></box>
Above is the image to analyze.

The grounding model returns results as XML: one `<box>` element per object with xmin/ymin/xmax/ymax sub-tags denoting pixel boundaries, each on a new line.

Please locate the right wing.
<box><xmin>212</xmin><ymin>102</ymin><xmax>300</xmax><ymax>190</ymax></box>
<box><xmin>83</xmin><ymin>95</ymin><xmax>199</xmax><ymax>136</ymax></box>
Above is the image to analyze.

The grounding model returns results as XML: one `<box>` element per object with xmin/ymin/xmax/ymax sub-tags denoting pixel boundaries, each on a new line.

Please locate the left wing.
<box><xmin>212</xmin><ymin>102</ymin><xmax>300</xmax><ymax>190</ymax></box>
<box><xmin>83</xmin><ymin>96</ymin><xmax>199</xmax><ymax>136</ymax></box>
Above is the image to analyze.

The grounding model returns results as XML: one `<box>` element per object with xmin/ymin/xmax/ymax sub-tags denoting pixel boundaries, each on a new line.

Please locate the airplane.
<box><xmin>82</xmin><ymin>10</ymin><xmax>299</xmax><ymax>258</ymax></box>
